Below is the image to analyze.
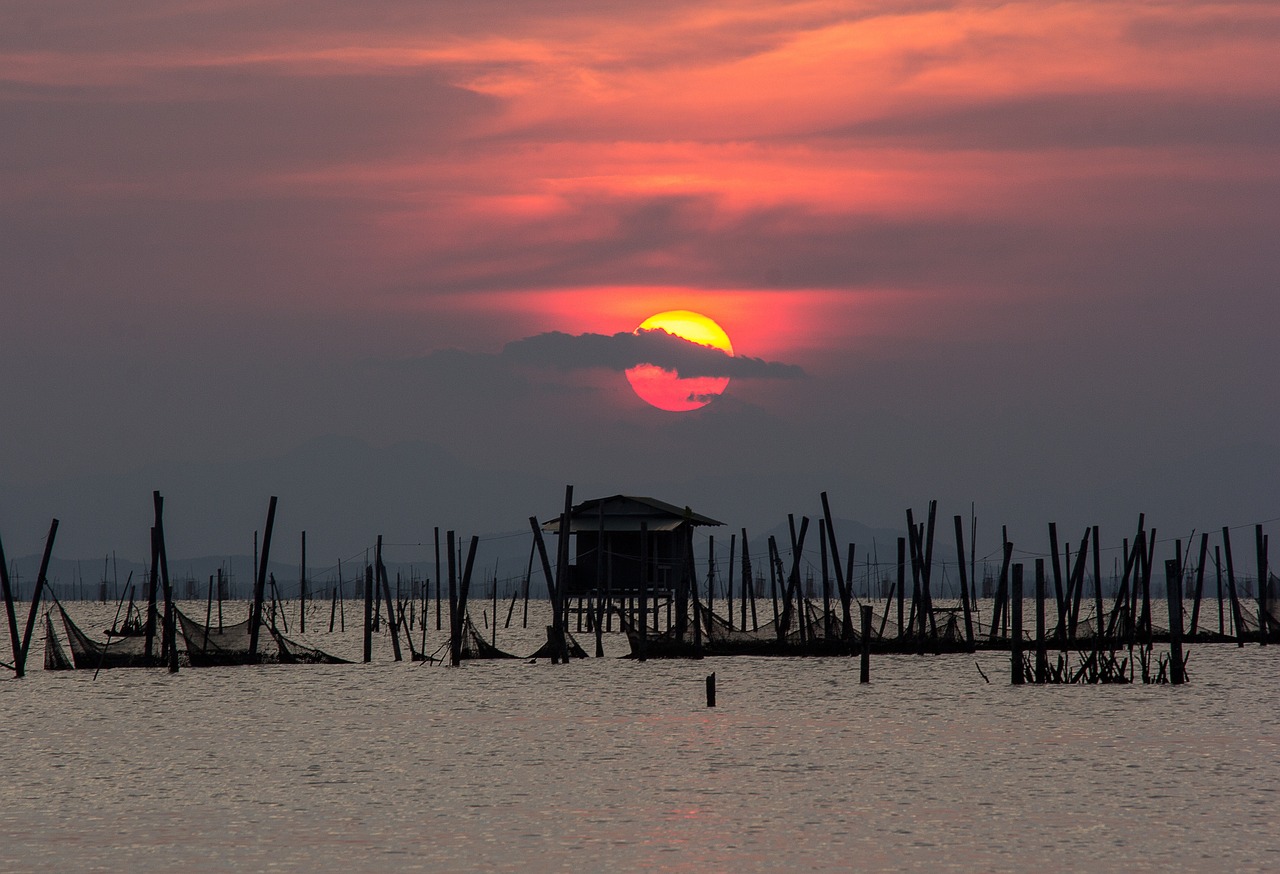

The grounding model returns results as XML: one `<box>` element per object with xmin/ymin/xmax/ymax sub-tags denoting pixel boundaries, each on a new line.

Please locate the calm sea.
<box><xmin>2</xmin><ymin>600</ymin><xmax>1277</xmax><ymax>872</ymax></box>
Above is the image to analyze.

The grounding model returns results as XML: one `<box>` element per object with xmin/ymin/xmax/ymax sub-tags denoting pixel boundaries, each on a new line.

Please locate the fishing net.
<box><xmin>527</xmin><ymin>627</ymin><xmax>588</xmax><ymax>660</ymax></box>
<box><xmin>271</xmin><ymin>628</ymin><xmax>350</xmax><ymax>664</ymax></box>
<box><xmin>43</xmin><ymin>612</ymin><xmax>74</xmax><ymax>671</ymax></box>
<box><xmin>177</xmin><ymin>607</ymin><xmax>273</xmax><ymax>666</ymax></box>
<box><xmin>54</xmin><ymin>602</ymin><xmax>162</xmax><ymax>669</ymax></box>
<box><xmin>457</xmin><ymin>613</ymin><xmax>517</xmax><ymax>659</ymax></box>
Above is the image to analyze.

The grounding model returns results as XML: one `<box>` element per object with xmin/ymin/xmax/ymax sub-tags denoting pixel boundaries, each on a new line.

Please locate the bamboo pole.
<box><xmin>247</xmin><ymin>496</ymin><xmax>278</xmax><ymax>662</ymax></box>
<box><xmin>820</xmin><ymin>492</ymin><xmax>853</xmax><ymax>638</ymax></box>
<box><xmin>1166</xmin><ymin>559</ymin><xmax>1185</xmax><ymax>684</ymax></box>
<box><xmin>1189</xmin><ymin>532</ymin><xmax>1208</xmax><ymax>636</ymax></box>
<box><xmin>1035</xmin><ymin>559</ymin><xmax>1048</xmax><ymax>684</ymax></box>
<box><xmin>376</xmin><ymin>537</ymin><xmax>403</xmax><ymax>662</ymax></box>
<box><xmin>18</xmin><ymin>519</ymin><xmax>59</xmax><ymax>676</ymax></box>
<box><xmin>1011</xmin><ymin>563</ymin><xmax>1024</xmax><ymax>685</ymax></box>
<box><xmin>0</xmin><ymin>531</ymin><xmax>24</xmax><ymax>675</ymax></box>
<box><xmin>363</xmin><ymin>564</ymin><xmax>373</xmax><ymax>663</ymax></box>
<box><xmin>153</xmin><ymin>492</ymin><xmax>178</xmax><ymax>673</ymax></box>
<box><xmin>953</xmin><ymin>514</ymin><xmax>974</xmax><ymax>650</ymax></box>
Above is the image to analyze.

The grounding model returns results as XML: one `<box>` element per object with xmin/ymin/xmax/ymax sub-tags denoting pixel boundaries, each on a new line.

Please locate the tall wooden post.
<box><xmin>1256</xmin><ymin>524</ymin><xmax>1269</xmax><ymax>644</ymax></box>
<box><xmin>1011</xmin><ymin>563</ymin><xmax>1024</xmax><ymax>685</ymax></box>
<box><xmin>594</xmin><ymin>504</ymin><xmax>605</xmax><ymax>658</ymax></box>
<box><xmin>0</xmin><ymin>532</ymin><xmax>22</xmax><ymax>676</ymax></box>
<box><xmin>18</xmin><ymin>519</ymin><xmax>59</xmax><ymax>677</ymax></box>
<box><xmin>1222</xmin><ymin>527</ymin><xmax>1244</xmax><ymax>646</ymax></box>
<box><xmin>1048</xmin><ymin>522</ymin><xmax>1066</xmax><ymax>646</ymax></box>
<box><xmin>860</xmin><ymin>604</ymin><xmax>872</xmax><ymax>683</ymax></box>
<box><xmin>1166</xmin><ymin>559</ymin><xmax>1185</xmax><ymax>684</ymax></box>
<box><xmin>1189</xmin><ymin>532</ymin><xmax>1209</xmax><ymax>636</ymax></box>
<box><xmin>726</xmin><ymin>533</ymin><xmax>736</xmax><ymax>632</ymax></box>
<box><xmin>1091</xmin><ymin>526</ymin><xmax>1104</xmax><ymax>647</ymax></box>
<box><xmin>299</xmin><ymin>531</ymin><xmax>307</xmax><ymax>635</ymax></box>
<box><xmin>448</xmin><ymin>530</ymin><xmax>459</xmax><ymax>666</ymax></box>
<box><xmin>953</xmin><ymin>514</ymin><xmax>974</xmax><ymax>650</ymax></box>
<box><xmin>896</xmin><ymin>536</ymin><xmax>906</xmax><ymax>640</ymax></box>
<box><xmin>360</xmin><ymin>564</ymin><xmax>372</xmax><ymax>662</ymax></box>
<box><xmin>247</xmin><ymin>496</ymin><xmax>278</xmax><ymax>662</ymax></box>
<box><xmin>376</xmin><ymin>537</ymin><xmax>403</xmax><ymax>662</ymax></box>
<box><xmin>145</xmin><ymin>525</ymin><xmax>160</xmax><ymax>660</ymax></box>
<box><xmin>153</xmin><ymin>492</ymin><xmax>178</xmax><ymax>674</ymax></box>
<box><xmin>1035</xmin><ymin>558</ymin><xmax>1048</xmax><ymax>684</ymax></box>
<box><xmin>821</xmin><ymin>492</ymin><xmax>853</xmax><ymax>638</ymax></box>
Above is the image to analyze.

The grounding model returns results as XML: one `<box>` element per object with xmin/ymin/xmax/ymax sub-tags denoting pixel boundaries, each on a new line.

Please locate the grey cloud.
<box><xmin>500</xmin><ymin>329</ymin><xmax>804</xmax><ymax>379</ymax></box>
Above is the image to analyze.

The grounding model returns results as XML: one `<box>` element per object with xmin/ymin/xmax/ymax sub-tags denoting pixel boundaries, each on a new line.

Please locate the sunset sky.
<box><xmin>2</xmin><ymin>1</ymin><xmax>1277</xmax><ymax>564</ymax></box>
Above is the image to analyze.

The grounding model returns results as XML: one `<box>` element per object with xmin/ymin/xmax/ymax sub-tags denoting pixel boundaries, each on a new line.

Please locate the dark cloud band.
<box><xmin>501</xmin><ymin>328</ymin><xmax>804</xmax><ymax>379</ymax></box>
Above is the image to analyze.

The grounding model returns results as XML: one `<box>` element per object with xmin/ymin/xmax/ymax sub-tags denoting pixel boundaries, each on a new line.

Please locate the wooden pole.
<box><xmin>457</xmin><ymin>535</ymin><xmax>479</xmax><ymax>655</ymax></box>
<box><xmin>448</xmin><ymin>530</ymin><xmax>459</xmax><ymax>666</ymax></box>
<box><xmin>819</xmin><ymin>526</ymin><xmax>832</xmax><ymax>638</ymax></box>
<box><xmin>299</xmin><ymin>531</ymin><xmax>307</xmax><ymax>635</ymax></box>
<box><xmin>953</xmin><ymin>514</ymin><xmax>974</xmax><ymax>650</ymax></box>
<box><xmin>529</xmin><ymin>515</ymin><xmax>557</xmax><ymax>625</ymax></box>
<box><xmin>1048</xmin><ymin>522</ymin><xmax>1066</xmax><ymax>647</ymax></box>
<box><xmin>990</xmin><ymin>536</ymin><xmax>1012</xmax><ymax>645</ymax></box>
<box><xmin>376</xmin><ymin>537</ymin><xmax>403</xmax><ymax>662</ymax></box>
<box><xmin>363</xmin><ymin>563</ymin><xmax>374</xmax><ymax>663</ymax></box>
<box><xmin>821</xmin><ymin>492</ymin><xmax>853</xmax><ymax>638</ymax></box>
<box><xmin>860</xmin><ymin>603</ymin><xmax>872</xmax><ymax>683</ymax></box>
<box><xmin>1221</xmin><ymin>527</ymin><xmax>1244</xmax><ymax>645</ymax></box>
<box><xmin>18</xmin><ymin>519</ymin><xmax>59</xmax><ymax>676</ymax></box>
<box><xmin>897</xmin><ymin>536</ymin><xmax>906</xmax><ymax>641</ymax></box>
<box><xmin>1189</xmin><ymin>532</ymin><xmax>1209</xmax><ymax>636</ymax></box>
<box><xmin>153</xmin><ymin>492</ymin><xmax>178</xmax><ymax>673</ymax></box>
<box><xmin>434</xmin><ymin>527</ymin><xmax>442</xmax><ymax>631</ymax></box>
<box><xmin>638</xmin><ymin>520</ymin><xmax>649</xmax><ymax>661</ymax></box>
<box><xmin>247</xmin><ymin>496</ymin><xmax>278</xmax><ymax>662</ymax></box>
<box><xmin>1091</xmin><ymin>526</ymin><xmax>1104</xmax><ymax>647</ymax></box>
<box><xmin>0</xmin><ymin>531</ymin><xmax>25</xmax><ymax>676</ymax></box>
<box><xmin>594</xmin><ymin>503</ymin><xmax>606</xmax><ymax>657</ymax></box>
<box><xmin>726</xmin><ymin>533</ymin><xmax>736</xmax><ymax>632</ymax></box>
<box><xmin>553</xmin><ymin>486</ymin><xmax>573</xmax><ymax>660</ymax></box>
<box><xmin>521</xmin><ymin>537</ymin><xmax>534</xmax><ymax>629</ymax></box>
<box><xmin>1165</xmin><ymin>559</ymin><xmax>1185</xmax><ymax>684</ymax></box>
<box><xmin>1216</xmin><ymin>545</ymin><xmax>1224</xmax><ymax>637</ymax></box>
<box><xmin>705</xmin><ymin>672</ymin><xmax>716</xmax><ymax>707</ymax></box>
<box><xmin>1034</xmin><ymin>558</ymin><xmax>1047</xmax><ymax>684</ymax></box>
<box><xmin>1256</xmin><ymin>524</ymin><xmax>1269</xmax><ymax>644</ymax></box>
<box><xmin>145</xmin><ymin>524</ymin><xmax>160</xmax><ymax>660</ymax></box>
<box><xmin>1010</xmin><ymin>563</ymin><xmax>1024</xmax><ymax>685</ymax></box>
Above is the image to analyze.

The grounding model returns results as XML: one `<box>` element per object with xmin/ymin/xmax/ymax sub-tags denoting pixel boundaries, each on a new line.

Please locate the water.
<box><xmin>2</xmin><ymin>601</ymin><xmax>1278</xmax><ymax>872</ymax></box>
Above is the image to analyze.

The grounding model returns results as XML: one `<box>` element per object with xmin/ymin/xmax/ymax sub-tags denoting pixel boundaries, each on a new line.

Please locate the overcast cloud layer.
<box><xmin>1</xmin><ymin>1</ymin><xmax>1277</xmax><ymax>568</ymax></box>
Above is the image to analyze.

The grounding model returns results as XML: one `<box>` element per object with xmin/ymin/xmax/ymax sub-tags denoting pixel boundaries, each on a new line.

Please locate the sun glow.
<box><xmin>625</xmin><ymin>310</ymin><xmax>733</xmax><ymax>412</ymax></box>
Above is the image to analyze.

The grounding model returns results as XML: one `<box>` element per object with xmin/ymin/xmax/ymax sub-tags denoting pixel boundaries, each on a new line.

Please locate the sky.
<box><xmin>2</xmin><ymin>1</ymin><xmax>1278</xmax><ymax>571</ymax></box>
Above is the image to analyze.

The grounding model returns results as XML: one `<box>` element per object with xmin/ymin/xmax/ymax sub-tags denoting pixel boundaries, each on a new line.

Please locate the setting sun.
<box><xmin>625</xmin><ymin>310</ymin><xmax>733</xmax><ymax>412</ymax></box>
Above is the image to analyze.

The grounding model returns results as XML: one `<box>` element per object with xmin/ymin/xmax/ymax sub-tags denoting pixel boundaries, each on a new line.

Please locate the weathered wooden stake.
<box><xmin>953</xmin><ymin>514</ymin><xmax>974</xmax><ymax>650</ymax></box>
<box><xmin>1034</xmin><ymin>558</ymin><xmax>1047</xmax><ymax>684</ymax></box>
<box><xmin>363</xmin><ymin>563</ymin><xmax>374</xmax><ymax>663</ymax></box>
<box><xmin>18</xmin><ymin>519</ymin><xmax>60</xmax><ymax>676</ymax></box>
<box><xmin>1165</xmin><ymin>559</ymin><xmax>1185</xmax><ymax>684</ymax></box>
<box><xmin>247</xmin><ymin>496</ymin><xmax>278</xmax><ymax>662</ymax></box>
<box><xmin>0</xmin><ymin>531</ymin><xmax>25</xmax><ymax>676</ymax></box>
<box><xmin>860</xmin><ymin>604</ymin><xmax>872</xmax><ymax>683</ymax></box>
<box><xmin>1011</xmin><ymin>563</ymin><xmax>1024</xmax><ymax>685</ymax></box>
<box><xmin>705</xmin><ymin>672</ymin><xmax>716</xmax><ymax>707</ymax></box>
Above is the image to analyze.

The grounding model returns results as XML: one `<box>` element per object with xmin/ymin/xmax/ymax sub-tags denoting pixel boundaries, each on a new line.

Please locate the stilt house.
<box><xmin>542</xmin><ymin>495</ymin><xmax>723</xmax><ymax>597</ymax></box>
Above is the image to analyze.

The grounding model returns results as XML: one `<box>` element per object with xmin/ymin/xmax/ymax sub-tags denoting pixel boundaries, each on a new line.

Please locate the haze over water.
<box><xmin>3</xmin><ymin>601</ymin><xmax>1277</xmax><ymax>872</ymax></box>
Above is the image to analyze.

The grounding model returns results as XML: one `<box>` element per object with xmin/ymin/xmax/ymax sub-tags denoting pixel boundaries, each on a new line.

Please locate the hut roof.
<box><xmin>541</xmin><ymin>494</ymin><xmax>723</xmax><ymax>533</ymax></box>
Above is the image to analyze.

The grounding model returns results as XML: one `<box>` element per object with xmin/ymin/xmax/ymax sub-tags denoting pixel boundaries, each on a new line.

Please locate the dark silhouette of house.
<box><xmin>542</xmin><ymin>495</ymin><xmax>723</xmax><ymax>597</ymax></box>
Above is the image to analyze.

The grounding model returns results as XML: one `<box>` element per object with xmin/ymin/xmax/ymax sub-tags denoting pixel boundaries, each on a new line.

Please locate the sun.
<box><xmin>625</xmin><ymin>310</ymin><xmax>734</xmax><ymax>411</ymax></box>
